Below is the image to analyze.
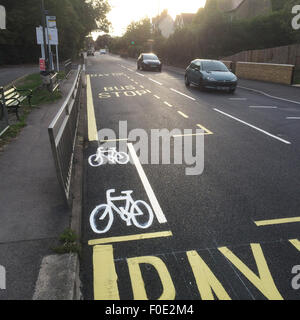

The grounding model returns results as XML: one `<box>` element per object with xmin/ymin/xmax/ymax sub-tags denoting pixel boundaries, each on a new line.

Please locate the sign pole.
<box><xmin>56</xmin><ymin>45</ymin><xmax>59</xmax><ymax>72</ymax></box>
<box><xmin>41</xmin><ymin>0</ymin><xmax>49</xmax><ymax>73</ymax></box>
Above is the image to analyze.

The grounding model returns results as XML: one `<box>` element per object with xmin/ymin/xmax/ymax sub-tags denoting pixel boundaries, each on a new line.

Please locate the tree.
<box><xmin>0</xmin><ymin>0</ymin><xmax>110</xmax><ymax>64</ymax></box>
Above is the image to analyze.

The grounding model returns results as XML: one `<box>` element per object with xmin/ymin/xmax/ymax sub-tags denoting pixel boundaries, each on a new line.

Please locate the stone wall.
<box><xmin>235</xmin><ymin>62</ymin><xmax>295</xmax><ymax>85</ymax></box>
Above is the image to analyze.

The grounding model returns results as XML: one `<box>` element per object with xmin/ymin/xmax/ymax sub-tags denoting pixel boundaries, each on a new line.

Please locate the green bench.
<box><xmin>0</xmin><ymin>86</ymin><xmax>33</xmax><ymax>120</ymax></box>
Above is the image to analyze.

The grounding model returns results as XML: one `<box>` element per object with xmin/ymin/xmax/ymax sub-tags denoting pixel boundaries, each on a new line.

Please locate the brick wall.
<box><xmin>235</xmin><ymin>62</ymin><xmax>295</xmax><ymax>85</ymax></box>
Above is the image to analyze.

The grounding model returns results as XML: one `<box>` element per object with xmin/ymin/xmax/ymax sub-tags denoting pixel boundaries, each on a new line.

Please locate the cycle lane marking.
<box><xmin>88</xmin><ymin>231</ymin><xmax>173</xmax><ymax>246</ymax></box>
<box><xmin>87</xmin><ymin>75</ymin><xmax>98</xmax><ymax>142</ymax></box>
<box><xmin>128</xmin><ymin>143</ymin><xmax>167</xmax><ymax>224</ymax></box>
<box><xmin>254</xmin><ymin>216</ymin><xmax>300</xmax><ymax>226</ymax></box>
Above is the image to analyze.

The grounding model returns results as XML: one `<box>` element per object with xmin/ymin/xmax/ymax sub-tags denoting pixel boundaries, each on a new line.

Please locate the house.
<box><xmin>152</xmin><ymin>11</ymin><xmax>175</xmax><ymax>38</ymax></box>
<box><xmin>0</xmin><ymin>5</ymin><xmax>6</xmax><ymax>30</ymax></box>
<box><xmin>175</xmin><ymin>13</ymin><xmax>196</xmax><ymax>29</ymax></box>
<box><xmin>212</xmin><ymin>0</ymin><xmax>272</xmax><ymax>20</ymax></box>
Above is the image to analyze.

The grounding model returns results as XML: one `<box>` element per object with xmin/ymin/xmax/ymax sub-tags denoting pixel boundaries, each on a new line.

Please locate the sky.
<box><xmin>93</xmin><ymin>0</ymin><xmax>206</xmax><ymax>39</ymax></box>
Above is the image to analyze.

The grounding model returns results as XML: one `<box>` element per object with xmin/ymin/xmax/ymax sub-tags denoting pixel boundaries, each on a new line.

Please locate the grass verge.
<box><xmin>0</xmin><ymin>72</ymin><xmax>63</xmax><ymax>149</ymax></box>
<box><xmin>52</xmin><ymin>229</ymin><xmax>81</xmax><ymax>256</ymax></box>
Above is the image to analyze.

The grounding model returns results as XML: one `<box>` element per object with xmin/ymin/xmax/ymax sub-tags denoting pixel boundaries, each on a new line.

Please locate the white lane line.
<box><xmin>229</xmin><ymin>98</ymin><xmax>247</xmax><ymax>101</ymax></box>
<box><xmin>214</xmin><ymin>108</ymin><xmax>291</xmax><ymax>145</ymax></box>
<box><xmin>177</xmin><ymin>111</ymin><xmax>189</xmax><ymax>119</ymax></box>
<box><xmin>127</xmin><ymin>68</ymin><xmax>134</xmax><ymax>72</ymax></box>
<box><xmin>149</xmin><ymin>78</ymin><xmax>163</xmax><ymax>85</ymax></box>
<box><xmin>164</xmin><ymin>101</ymin><xmax>173</xmax><ymax>107</ymax></box>
<box><xmin>127</xmin><ymin>143</ymin><xmax>167</xmax><ymax>224</ymax></box>
<box><xmin>135</xmin><ymin>82</ymin><xmax>139</xmax><ymax>85</ymax></box>
<box><xmin>154</xmin><ymin>95</ymin><xmax>160</xmax><ymax>99</ymax></box>
<box><xmin>170</xmin><ymin>88</ymin><xmax>196</xmax><ymax>101</ymax></box>
<box><xmin>140</xmin><ymin>85</ymin><xmax>145</xmax><ymax>89</ymax></box>
<box><xmin>146</xmin><ymin>89</ymin><xmax>152</xmax><ymax>93</ymax></box>
<box><xmin>238</xmin><ymin>86</ymin><xmax>300</xmax><ymax>105</ymax></box>
<box><xmin>286</xmin><ymin>117</ymin><xmax>300</xmax><ymax>120</ymax></box>
<box><xmin>136</xmin><ymin>72</ymin><xmax>145</xmax><ymax>77</ymax></box>
<box><xmin>249</xmin><ymin>106</ymin><xmax>278</xmax><ymax>109</ymax></box>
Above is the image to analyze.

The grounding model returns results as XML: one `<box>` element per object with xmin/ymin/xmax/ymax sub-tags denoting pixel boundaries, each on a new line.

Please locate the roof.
<box><xmin>178</xmin><ymin>13</ymin><xmax>196</xmax><ymax>25</ymax></box>
<box><xmin>217</xmin><ymin>0</ymin><xmax>245</xmax><ymax>12</ymax></box>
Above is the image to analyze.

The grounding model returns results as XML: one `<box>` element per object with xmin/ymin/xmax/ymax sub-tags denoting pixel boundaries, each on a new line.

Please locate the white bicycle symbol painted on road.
<box><xmin>88</xmin><ymin>147</ymin><xmax>129</xmax><ymax>167</ymax></box>
<box><xmin>90</xmin><ymin>189</ymin><xmax>154</xmax><ymax>234</ymax></box>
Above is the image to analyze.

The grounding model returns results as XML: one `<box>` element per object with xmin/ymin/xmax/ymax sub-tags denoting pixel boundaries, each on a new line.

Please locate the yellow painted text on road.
<box><xmin>187</xmin><ymin>251</ymin><xmax>231</xmax><ymax>300</ymax></box>
<box><xmin>127</xmin><ymin>256</ymin><xmax>176</xmax><ymax>300</ymax></box>
<box><xmin>218</xmin><ymin>244</ymin><xmax>283</xmax><ymax>300</ymax></box>
<box><xmin>290</xmin><ymin>239</ymin><xmax>300</xmax><ymax>251</ymax></box>
<box><xmin>93</xmin><ymin>245</ymin><xmax>120</xmax><ymax>300</ymax></box>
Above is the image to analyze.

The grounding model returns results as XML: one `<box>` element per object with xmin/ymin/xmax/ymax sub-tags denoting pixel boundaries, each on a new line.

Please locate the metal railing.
<box><xmin>48</xmin><ymin>65</ymin><xmax>82</xmax><ymax>204</ymax></box>
<box><xmin>64</xmin><ymin>59</ymin><xmax>72</xmax><ymax>78</ymax></box>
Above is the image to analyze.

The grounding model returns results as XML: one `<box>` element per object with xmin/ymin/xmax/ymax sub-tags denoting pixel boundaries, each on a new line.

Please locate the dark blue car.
<box><xmin>185</xmin><ymin>59</ymin><xmax>238</xmax><ymax>93</ymax></box>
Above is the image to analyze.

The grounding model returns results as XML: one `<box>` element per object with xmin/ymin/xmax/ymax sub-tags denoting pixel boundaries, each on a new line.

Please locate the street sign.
<box><xmin>47</xmin><ymin>28</ymin><xmax>58</xmax><ymax>45</ymax></box>
<box><xmin>36</xmin><ymin>26</ymin><xmax>44</xmax><ymax>45</ymax></box>
<box><xmin>36</xmin><ymin>26</ymin><xmax>58</xmax><ymax>45</ymax></box>
<box><xmin>46</xmin><ymin>16</ymin><xmax>56</xmax><ymax>28</ymax></box>
<box><xmin>0</xmin><ymin>5</ymin><xmax>6</xmax><ymax>30</ymax></box>
<box><xmin>39</xmin><ymin>58</ymin><xmax>46</xmax><ymax>71</ymax></box>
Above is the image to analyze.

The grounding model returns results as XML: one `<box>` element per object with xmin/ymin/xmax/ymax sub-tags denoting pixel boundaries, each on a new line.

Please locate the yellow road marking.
<box><xmin>290</xmin><ymin>239</ymin><xmax>300</xmax><ymax>251</ymax></box>
<box><xmin>219</xmin><ymin>244</ymin><xmax>283</xmax><ymax>300</ymax></box>
<box><xmin>86</xmin><ymin>75</ymin><xmax>98</xmax><ymax>141</ymax></box>
<box><xmin>187</xmin><ymin>251</ymin><xmax>231</xmax><ymax>300</ymax></box>
<box><xmin>197</xmin><ymin>124</ymin><xmax>213</xmax><ymax>135</ymax></box>
<box><xmin>93</xmin><ymin>245</ymin><xmax>120</xmax><ymax>300</ymax></box>
<box><xmin>173</xmin><ymin>133</ymin><xmax>207</xmax><ymax>138</ymax></box>
<box><xmin>127</xmin><ymin>256</ymin><xmax>176</xmax><ymax>300</ymax></box>
<box><xmin>254</xmin><ymin>217</ymin><xmax>300</xmax><ymax>226</ymax></box>
<box><xmin>88</xmin><ymin>231</ymin><xmax>173</xmax><ymax>246</ymax></box>
<box><xmin>177</xmin><ymin>111</ymin><xmax>189</xmax><ymax>119</ymax></box>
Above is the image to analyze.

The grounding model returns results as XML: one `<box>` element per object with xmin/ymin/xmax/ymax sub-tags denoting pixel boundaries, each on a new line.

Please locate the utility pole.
<box><xmin>41</xmin><ymin>0</ymin><xmax>49</xmax><ymax>74</ymax></box>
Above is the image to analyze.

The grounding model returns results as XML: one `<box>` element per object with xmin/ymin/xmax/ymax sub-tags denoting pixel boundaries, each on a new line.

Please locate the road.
<box><xmin>80</xmin><ymin>53</ymin><xmax>300</xmax><ymax>300</ymax></box>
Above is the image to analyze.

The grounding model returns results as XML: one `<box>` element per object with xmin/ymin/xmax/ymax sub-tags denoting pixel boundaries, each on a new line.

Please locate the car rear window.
<box><xmin>143</xmin><ymin>54</ymin><xmax>158</xmax><ymax>60</ymax></box>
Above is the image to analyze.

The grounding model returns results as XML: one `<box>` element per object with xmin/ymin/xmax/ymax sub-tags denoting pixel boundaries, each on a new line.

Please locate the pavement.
<box><xmin>0</xmin><ymin>70</ymin><xmax>77</xmax><ymax>300</ymax></box>
<box><xmin>80</xmin><ymin>53</ymin><xmax>300</xmax><ymax>301</ymax></box>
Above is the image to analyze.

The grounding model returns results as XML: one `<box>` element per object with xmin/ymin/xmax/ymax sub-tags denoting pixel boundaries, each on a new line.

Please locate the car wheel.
<box><xmin>158</xmin><ymin>67</ymin><xmax>162</xmax><ymax>72</ymax></box>
<box><xmin>229</xmin><ymin>88</ymin><xmax>236</xmax><ymax>94</ymax></box>
<box><xmin>185</xmin><ymin>75</ymin><xmax>190</xmax><ymax>86</ymax></box>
